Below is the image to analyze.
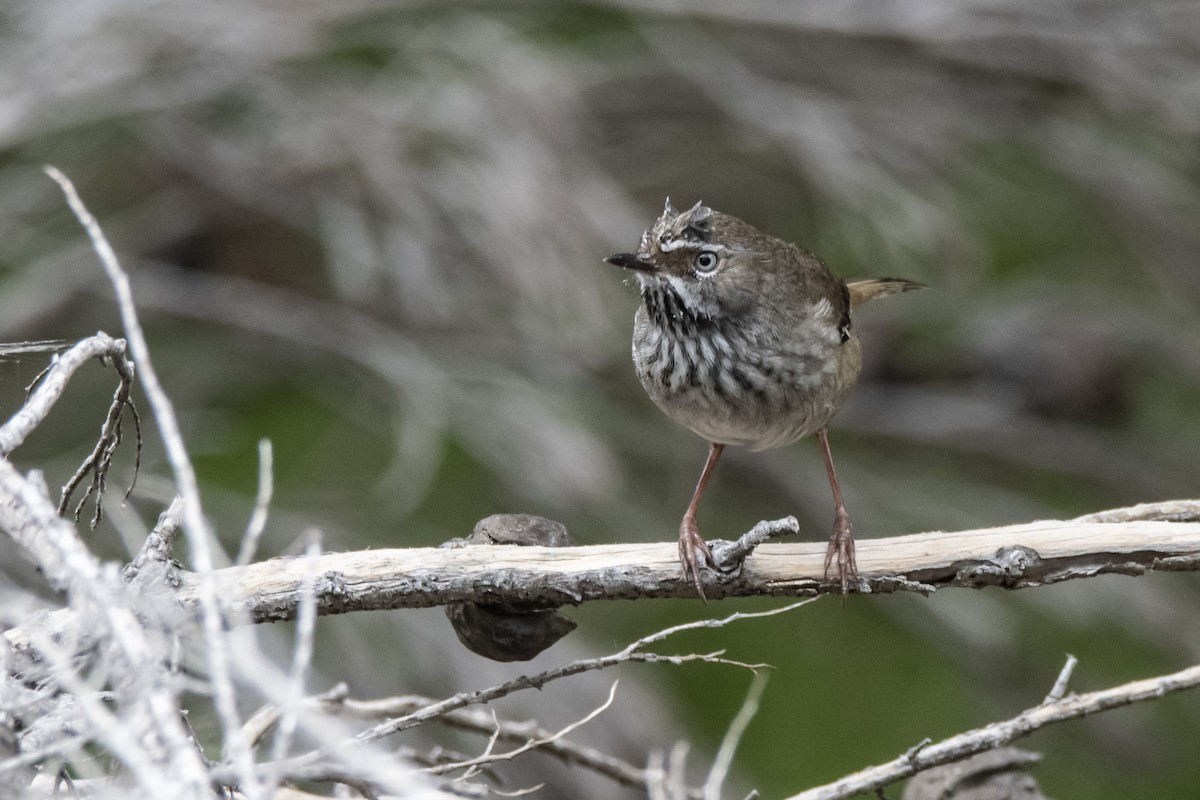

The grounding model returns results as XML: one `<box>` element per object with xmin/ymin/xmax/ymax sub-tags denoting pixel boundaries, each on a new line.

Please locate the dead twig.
<box><xmin>783</xmin><ymin>661</ymin><xmax>1200</xmax><ymax>800</ymax></box>
<box><xmin>58</xmin><ymin>345</ymin><xmax>141</xmax><ymax>527</ymax></box>
<box><xmin>211</xmin><ymin>602</ymin><xmax>806</xmax><ymax>789</ymax></box>
<box><xmin>425</xmin><ymin>680</ymin><xmax>620</xmax><ymax>777</ymax></box>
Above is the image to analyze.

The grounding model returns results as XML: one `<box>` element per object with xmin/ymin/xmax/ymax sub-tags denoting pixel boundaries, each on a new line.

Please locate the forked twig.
<box><xmin>58</xmin><ymin>350</ymin><xmax>142</xmax><ymax>527</ymax></box>
<box><xmin>425</xmin><ymin>680</ymin><xmax>620</xmax><ymax>776</ymax></box>
<box><xmin>0</xmin><ymin>331</ymin><xmax>141</xmax><ymax>527</ymax></box>
<box><xmin>210</xmin><ymin>600</ymin><xmax>812</xmax><ymax>791</ymax></box>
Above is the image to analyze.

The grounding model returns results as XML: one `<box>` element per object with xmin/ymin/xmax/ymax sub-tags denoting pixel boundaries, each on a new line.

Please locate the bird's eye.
<box><xmin>693</xmin><ymin>251</ymin><xmax>720</xmax><ymax>274</ymax></box>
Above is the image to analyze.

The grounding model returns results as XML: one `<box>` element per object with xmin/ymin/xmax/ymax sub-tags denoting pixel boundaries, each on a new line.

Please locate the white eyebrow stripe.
<box><xmin>659</xmin><ymin>240</ymin><xmax>733</xmax><ymax>254</ymax></box>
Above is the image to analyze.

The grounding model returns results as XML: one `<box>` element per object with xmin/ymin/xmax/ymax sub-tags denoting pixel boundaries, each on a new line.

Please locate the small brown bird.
<box><xmin>606</xmin><ymin>200</ymin><xmax>922</xmax><ymax>597</ymax></box>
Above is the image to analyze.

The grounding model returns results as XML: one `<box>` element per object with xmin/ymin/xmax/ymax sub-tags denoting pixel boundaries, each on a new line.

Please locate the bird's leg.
<box><xmin>817</xmin><ymin>428</ymin><xmax>856</xmax><ymax>594</ymax></box>
<box><xmin>679</xmin><ymin>442</ymin><xmax>723</xmax><ymax>600</ymax></box>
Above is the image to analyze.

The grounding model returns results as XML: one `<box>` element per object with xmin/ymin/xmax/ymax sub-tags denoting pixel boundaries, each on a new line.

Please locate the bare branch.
<box><xmin>426</xmin><ymin>680</ymin><xmax>620</xmax><ymax>776</ymax></box>
<box><xmin>783</xmin><ymin>661</ymin><xmax>1200</xmax><ymax>800</ymax></box>
<box><xmin>153</xmin><ymin>508</ymin><xmax>1200</xmax><ymax>622</ymax></box>
<box><xmin>351</xmin><ymin>602</ymin><xmax>792</xmax><ymax>746</ymax></box>
<box><xmin>237</xmin><ymin>685</ymin><xmax>671</xmax><ymax>794</ymax></box>
<box><xmin>7</xmin><ymin>503</ymin><xmax>1199</xmax><ymax>704</ymax></box>
<box><xmin>211</xmin><ymin>602</ymin><xmax>798</xmax><ymax>789</ymax></box>
<box><xmin>0</xmin><ymin>333</ymin><xmax>129</xmax><ymax>457</ymax></box>
<box><xmin>0</xmin><ymin>340</ymin><xmax>69</xmax><ymax>359</ymax></box>
<box><xmin>346</xmin><ymin>692</ymin><xmax>663</xmax><ymax>793</ymax></box>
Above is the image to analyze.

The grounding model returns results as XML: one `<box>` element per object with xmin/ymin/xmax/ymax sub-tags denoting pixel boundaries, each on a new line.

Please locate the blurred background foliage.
<box><xmin>1</xmin><ymin>1</ymin><xmax>1199</xmax><ymax>797</ymax></box>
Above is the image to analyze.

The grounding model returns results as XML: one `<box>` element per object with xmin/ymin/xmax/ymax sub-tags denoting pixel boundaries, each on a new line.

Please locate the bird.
<box><xmin>605</xmin><ymin>199</ymin><xmax>923</xmax><ymax>597</ymax></box>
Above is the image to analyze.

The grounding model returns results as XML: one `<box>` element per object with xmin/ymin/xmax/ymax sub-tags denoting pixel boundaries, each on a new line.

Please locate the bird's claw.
<box><xmin>679</xmin><ymin>515</ymin><xmax>714</xmax><ymax>601</ymax></box>
<box><xmin>823</xmin><ymin>509</ymin><xmax>857</xmax><ymax>595</ymax></box>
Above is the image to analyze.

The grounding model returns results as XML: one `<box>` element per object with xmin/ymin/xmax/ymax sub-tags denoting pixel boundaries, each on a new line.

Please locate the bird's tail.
<box><xmin>846</xmin><ymin>278</ymin><xmax>927</xmax><ymax>308</ymax></box>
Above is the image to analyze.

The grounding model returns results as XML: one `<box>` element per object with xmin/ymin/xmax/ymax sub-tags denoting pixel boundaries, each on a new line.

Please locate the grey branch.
<box><xmin>208</xmin><ymin>604</ymin><xmax>790</xmax><ymax>791</ymax></box>
<box><xmin>0</xmin><ymin>332</ymin><xmax>129</xmax><ymax>457</ymax></box>
<box><xmin>148</xmin><ymin>502</ymin><xmax>1200</xmax><ymax>623</ymax></box>
<box><xmin>6</xmin><ymin>502</ymin><xmax>1199</xmax><ymax>669</ymax></box>
<box><xmin>783</xmin><ymin>661</ymin><xmax>1200</xmax><ymax>800</ymax></box>
<box><xmin>248</xmin><ymin>684</ymin><xmax>667</xmax><ymax>795</ymax></box>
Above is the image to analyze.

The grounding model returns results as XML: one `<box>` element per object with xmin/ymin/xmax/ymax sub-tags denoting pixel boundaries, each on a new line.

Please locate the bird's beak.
<box><xmin>604</xmin><ymin>253</ymin><xmax>654</xmax><ymax>272</ymax></box>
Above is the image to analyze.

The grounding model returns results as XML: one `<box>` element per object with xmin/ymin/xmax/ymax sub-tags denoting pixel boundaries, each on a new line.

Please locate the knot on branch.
<box><xmin>443</xmin><ymin>514</ymin><xmax>578</xmax><ymax>662</ymax></box>
<box><xmin>955</xmin><ymin>546</ymin><xmax>1043</xmax><ymax>588</ymax></box>
<box><xmin>316</xmin><ymin>571</ymin><xmax>350</xmax><ymax>611</ymax></box>
<box><xmin>708</xmin><ymin>516</ymin><xmax>801</xmax><ymax>573</ymax></box>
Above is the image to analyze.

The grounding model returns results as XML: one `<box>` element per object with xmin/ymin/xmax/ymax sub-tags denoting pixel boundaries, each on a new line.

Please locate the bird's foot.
<box><xmin>679</xmin><ymin>514</ymin><xmax>714</xmax><ymax>601</ymax></box>
<box><xmin>823</xmin><ymin>508</ymin><xmax>857</xmax><ymax>595</ymax></box>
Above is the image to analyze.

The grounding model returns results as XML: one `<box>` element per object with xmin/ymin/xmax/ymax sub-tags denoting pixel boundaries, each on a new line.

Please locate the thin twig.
<box><xmin>454</xmin><ymin>710</ymin><xmax>504</xmax><ymax>783</ymax></box>
<box><xmin>124</xmin><ymin>496</ymin><xmax>185</xmax><ymax>580</ymax></box>
<box><xmin>0</xmin><ymin>333</ymin><xmax>128</xmax><ymax>457</ymax></box>
<box><xmin>237</xmin><ymin>438</ymin><xmax>275</xmax><ymax>566</ymax></box>
<box><xmin>0</xmin><ymin>340</ymin><xmax>69</xmax><ymax>359</ymax></box>
<box><xmin>337</xmin><ymin>604</ymin><xmax>802</xmax><ymax>752</ymax></box>
<box><xmin>704</xmin><ymin>672</ymin><xmax>768</xmax><ymax>800</ymax></box>
<box><xmin>211</xmin><ymin>601</ymin><xmax>807</xmax><ymax>787</ymax></box>
<box><xmin>1042</xmin><ymin>654</ymin><xmax>1077</xmax><ymax>705</ymax></box>
<box><xmin>355</xmin><ymin>647</ymin><xmax>773</xmax><ymax>746</ymax></box>
<box><xmin>267</xmin><ymin>532</ymin><xmax>322</xmax><ymax>776</ymax></box>
<box><xmin>647</xmin><ymin>740</ymin><xmax>694</xmax><ymax>800</ymax></box>
<box><xmin>783</xmin><ymin>661</ymin><xmax>1200</xmax><ymax>800</ymax></box>
<box><xmin>427</xmin><ymin>680</ymin><xmax>620</xmax><ymax>776</ymax></box>
<box><xmin>294</xmin><ymin>688</ymin><xmax>666</xmax><ymax>794</ymax></box>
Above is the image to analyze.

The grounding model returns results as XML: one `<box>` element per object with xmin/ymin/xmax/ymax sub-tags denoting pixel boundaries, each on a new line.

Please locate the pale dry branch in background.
<box><xmin>46</xmin><ymin>164</ymin><xmax>265</xmax><ymax>796</ymax></box>
<box><xmin>0</xmin><ymin>446</ymin><xmax>214</xmax><ymax>795</ymax></box>
<box><xmin>703</xmin><ymin>671</ymin><xmax>768</xmax><ymax>800</ymax></box>
<box><xmin>0</xmin><ymin>168</ymin><xmax>441</xmax><ymax>799</ymax></box>
<box><xmin>237</xmin><ymin>438</ymin><xmax>276</xmax><ymax>566</ymax></box>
